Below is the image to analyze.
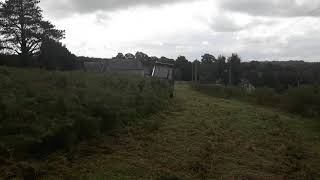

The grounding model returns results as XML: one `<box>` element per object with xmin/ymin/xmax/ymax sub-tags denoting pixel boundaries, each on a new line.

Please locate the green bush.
<box><xmin>191</xmin><ymin>83</ymin><xmax>247</xmax><ymax>100</ymax></box>
<box><xmin>192</xmin><ymin>83</ymin><xmax>320</xmax><ymax>118</ymax></box>
<box><xmin>284</xmin><ymin>86</ymin><xmax>320</xmax><ymax>117</ymax></box>
<box><xmin>0</xmin><ymin>67</ymin><xmax>172</xmax><ymax>159</ymax></box>
<box><xmin>254</xmin><ymin>88</ymin><xmax>280</xmax><ymax>106</ymax></box>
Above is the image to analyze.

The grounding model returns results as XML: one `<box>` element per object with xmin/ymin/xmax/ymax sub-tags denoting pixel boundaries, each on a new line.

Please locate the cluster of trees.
<box><xmin>101</xmin><ymin>52</ymin><xmax>242</xmax><ymax>85</ymax></box>
<box><xmin>188</xmin><ymin>56</ymin><xmax>320</xmax><ymax>90</ymax></box>
<box><xmin>106</xmin><ymin>52</ymin><xmax>243</xmax><ymax>85</ymax></box>
<box><xmin>172</xmin><ymin>54</ymin><xmax>320</xmax><ymax>91</ymax></box>
<box><xmin>242</xmin><ymin>61</ymin><xmax>320</xmax><ymax>91</ymax></box>
<box><xmin>84</xmin><ymin>52</ymin><xmax>242</xmax><ymax>85</ymax></box>
<box><xmin>83</xmin><ymin>51</ymin><xmax>320</xmax><ymax>91</ymax></box>
<box><xmin>0</xmin><ymin>0</ymin><xmax>78</xmax><ymax>70</ymax></box>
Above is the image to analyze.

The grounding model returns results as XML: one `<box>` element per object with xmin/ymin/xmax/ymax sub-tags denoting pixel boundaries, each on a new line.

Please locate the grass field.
<box><xmin>33</xmin><ymin>82</ymin><xmax>320</xmax><ymax>179</ymax></box>
<box><xmin>2</xmin><ymin>82</ymin><xmax>320</xmax><ymax>179</ymax></box>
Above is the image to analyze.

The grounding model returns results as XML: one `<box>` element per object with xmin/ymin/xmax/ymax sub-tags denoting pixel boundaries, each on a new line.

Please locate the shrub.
<box><xmin>192</xmin><ymin>83</ymin><xmax>320</xmax><ymax>118</ymax></box>
<box><xmin>254</xmin><ymin>88</ymin><xmax>280</xmax><ymax>106</ymax></box>
<box><xmin>0</xmin><ymin>67</ymin><xmax>172</xmax><ymax>159</ymax></box>
<box><xmin>191</xmin><ymin>83</ymin><xmax>247</xmax><ymax>100</ymax></box>
<box><xmin>284</xmin><ymin>86</ymin><xmax>320</xmax><ymax>117</ymax></box>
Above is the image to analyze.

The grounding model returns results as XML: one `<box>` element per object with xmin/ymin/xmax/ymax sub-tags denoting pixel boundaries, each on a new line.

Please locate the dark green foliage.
<box><xmin>0</xmin><ymin>55</ymin><xmax>21</xmax><ymax>67</ymax></box>
<box><xmin>114</xmin><ymin>53</ymin><xmax>125</xmax><ymax>59</ymax></box>
<box><xmin>254</xmin><ymin>88</ymin><xmax>280</xmax><ymax>106</ymax></box>
<box><xmin>284</xmin><ymin>86</ymin><xmax>320</xmax><ymax>117</ymax></box>
<box><xmin>192</xmin><ymin>83</ymin><xmax>320</xmax><ymax>118</ymax></box>
<box><xmin>227</xmin><ymin>53</ymin><xmax>242</xmax><ymax>85</ymax></box>
<box><xmin>242</xmin><ymin>61</ymin><xmax>320</xmax><ymax>91</ymax></box>
<box><xmin>39</xmin><ymin>38</ymin><xmax>79</xmax><ymax>70</ymax></box>
<box><xmin>191</xmin><ymin>84</ymin><xmax>245</xmax><ymax>100</ymax></box>
<box><xmin>173</xmin><ymin>53</ymin><xmax>320</xmax><ymax>90</ymax></box>
<box><xmin>187</xmin><ymin>53</ymin><xmax>242</xmax><ymax>85</ymax></box>
<box><xmin>0</xmin><ymin>0</ymin><xmax>64</xmax><ymax>57</ymax></box>
<box><xmin>0</xmin><ymin>67</ymin><xmax>172</xmax><ymax>159</ymax></box>
<box><xmin>174</xmin><ymin>56</ymin><xmax>192</xmax><ymax>81</ymax></box>
<box><xmin>201</xmin><ymin>54</ymin><xmax>216</xmax><ymax>64</ymax></box>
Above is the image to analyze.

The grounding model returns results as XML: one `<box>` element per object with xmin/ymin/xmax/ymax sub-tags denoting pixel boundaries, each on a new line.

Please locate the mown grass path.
<box><xmin>38</xmin><ymin>83</ymin><xmax>320</xmax><ymax>179</ymax></box>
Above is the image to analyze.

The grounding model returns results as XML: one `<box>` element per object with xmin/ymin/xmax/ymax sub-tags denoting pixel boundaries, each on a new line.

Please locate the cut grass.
<box><xmin>2</xmin><ymin>82</ymin><xmax>320</xmax><ymax>179</ymax></box>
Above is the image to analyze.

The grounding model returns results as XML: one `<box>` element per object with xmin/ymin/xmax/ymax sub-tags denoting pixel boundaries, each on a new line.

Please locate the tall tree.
<box><xmin>39</xmin><ymin>38</ymin><xmax>77</xmax><ymax>70</ymax></box>
<box><xmin>114</xmin><ymin>53</ymin><xmax>125</xmax><ymax>59</ymax></box>
<box><xmin>135</xmin><ymin>51</ymin><xmax>149</xmax><ymax>61</ymax></box>
<box><xmin>200</xmin><ymin>53</ymin><xmax>216</xmax><ymax>82</ymax></box>
<box><xmin>201</xmin><ymin>53</ymin><xmax>216</xmax><ymax>64</ymax></box>
<box><xmin>227</xmin><ymin>53</ymin><xmax>242</xmax><ymax>85</ymax></box>
<box><xmin>125</xmin><ymin>53</ymin><xmax>135</xmax><ymax>60</ymax></box>
<box><xmin>159</xmin><ymin>56</ymin><xmax>174</xmax><ymax>64</ymax></box>
<box><xmin>0</xmin><ymin>0</ymin><xmax>64</xmax><ymax>58</ymax></box>
<box><xmin>175</xmin><ymin>56</ymin><xmax>192</xmax><ymax>81</ymax></box>
<box><xmin>135</xmin><ymin>52</ymin><xmax>154</xmax><ymax>75</ymax></box>
<box><xmin>216</xmin><ymin>55</ymin><xmax>227</xmax><ymax>84</ymax></box>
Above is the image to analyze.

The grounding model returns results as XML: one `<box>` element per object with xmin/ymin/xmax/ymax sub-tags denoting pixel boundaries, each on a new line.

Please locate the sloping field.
<box><xmin>2</xmin><ymin>82</ymin><xmax>320</xmax><ymax>179</ymax></box>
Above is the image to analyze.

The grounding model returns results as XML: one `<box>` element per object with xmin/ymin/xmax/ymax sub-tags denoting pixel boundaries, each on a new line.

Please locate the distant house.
<box><xmin>152</xmin><ymin>62</ymin><xmax>174</xmax><ymax>80</ymax></box>
<box><xmin>152</xmin><ymin>62</ymin><xmax>175</xmax><ymax>97</ymax></box>
<box><xmin>84</xmin><ymin>59</ymin><xmax>144</xmax><ymax>76</ymax></box>
<box><xmin>240</xmin><ymin>79</ymin><xmax>256</xmax><ymax>93</ymax></box>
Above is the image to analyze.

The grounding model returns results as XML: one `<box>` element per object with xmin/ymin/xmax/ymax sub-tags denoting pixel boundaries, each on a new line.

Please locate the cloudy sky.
<box><xmin>39</xmin><ymin>0</ymin><xmax>320</xmax><ymax>61</ymax></box>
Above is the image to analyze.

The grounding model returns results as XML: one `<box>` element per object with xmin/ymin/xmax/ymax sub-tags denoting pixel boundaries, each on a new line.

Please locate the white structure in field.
<box><xmin>152</xmin><ymin>62</ymin><xmax>174</xmax><ymax>80</ymax></box>
<box><xmin>240</xmin><ymin>79</ymin><xmax>256</xmax><ymax>93</ymax></box>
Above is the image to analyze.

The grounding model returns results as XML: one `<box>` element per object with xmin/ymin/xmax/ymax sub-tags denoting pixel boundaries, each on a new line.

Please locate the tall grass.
<box><xmin>192</xmin><ymin>83</ymin><xmax>320</xmax><ymax>118</ymax></box>
<box><xmin>0</xmin><ymin>66</ymin><xmax>172</xmax><ymax>159</ymax></box>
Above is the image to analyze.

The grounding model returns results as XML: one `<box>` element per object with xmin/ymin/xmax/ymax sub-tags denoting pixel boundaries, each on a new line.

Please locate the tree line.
<box><xmin>1</xmin><ymin>0</ymin><xmax>320</xmax><ymax>91</ymax></box>
<box><xmin>90</xmin><ymin>52</ymin><xmax>320</xmax><ymax>91</ymax></box>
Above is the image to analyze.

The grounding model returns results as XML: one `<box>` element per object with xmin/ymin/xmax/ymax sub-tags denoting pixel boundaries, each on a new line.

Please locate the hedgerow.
<box><xmin>0</xmin><ymin>67</ymin><xmax>172</xmax><ymax>158</ymax></box>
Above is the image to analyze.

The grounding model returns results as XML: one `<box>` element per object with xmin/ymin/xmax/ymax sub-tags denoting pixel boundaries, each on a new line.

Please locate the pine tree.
<box><xmin>0</xmin><ymin>0</ymin><xmax>64</xmax><ymax>58</ymax></box>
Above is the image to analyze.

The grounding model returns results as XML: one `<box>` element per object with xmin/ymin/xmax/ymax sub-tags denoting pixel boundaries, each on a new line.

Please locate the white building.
<box><xmin>152</xmin><ymin>62</ymin><xmax>174</xmax><ymax>80</ymax></box>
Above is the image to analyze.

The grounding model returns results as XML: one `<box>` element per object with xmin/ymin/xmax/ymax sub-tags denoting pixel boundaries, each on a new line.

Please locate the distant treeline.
<box><xmin>2</xmin><ymin>50</ymin><xmax>320</xmax><ymax>92</ymax></box>
<box><xmin>129</xmin><ymin>53</ymin><xmax>320</xmax><ymax>91</ymax></box>
<box><xmin>81</xmin><ymin>52</ymin><xmax>320</xmax><ymax>92</ymax></box>
<box><xmin>172</xmin><ymin>54</ymin><xmax>320</xmax><ymax>92</ymax></box>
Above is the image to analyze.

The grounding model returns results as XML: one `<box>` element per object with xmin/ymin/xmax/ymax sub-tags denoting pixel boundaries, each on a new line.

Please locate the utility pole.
<box><xmin>297</xmin><ymin>71</ymin><xmax>301</xmax><ymax>88</ymax></box>
<box><xmin>192</xmin><ymin>62</ymin><xmax>194</xmax><ymax>82</ymax></box>
<box><xmin>195</xmin><ymin>62</ymin><xmax>198</xmax><ymax>83</ymax></box>
<box><xmin>229</xmin><ymin>60</ymin><xmax>232</xmax><ymax>86</ymax></box>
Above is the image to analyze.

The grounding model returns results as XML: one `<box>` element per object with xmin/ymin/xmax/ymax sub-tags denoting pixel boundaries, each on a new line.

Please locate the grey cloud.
<box><xmin>219</xmin><ymin>0</ymin><xmax>320</xmax><ymax>17</ymax></box>
<box><xmin>236</xmin><ymin>29</ymin><xmax>320</xmax><ymax>61</ymax></box>
<box><xmin>41</xmin><ymin>0</ymin><xmax>194</xmax><ymax>15</ymax></box>
<box><xmin>95</xmin><ymin>13</ymin><xmax>111</xmax><ymax>25</ymax></box>
<box><xmin>211</xmin><ymin>15</ymin><xmax>244</xmax><ymax>32</ymax></box>
<box><xmin>210</xmin><ymin>14</ymin><xmax>278</xmax><ymax>33</ymax></box>
<box><xmin>38</xmin><ymin>0</ymin><xmax>320</xmax><ymax>61</ymax></box>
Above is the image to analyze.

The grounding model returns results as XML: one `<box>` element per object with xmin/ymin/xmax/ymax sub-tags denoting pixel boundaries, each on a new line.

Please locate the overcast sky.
<box><xmin>38</xmin><ymin>0</ymin><xmax>320</xmax><ymax>61</ymax></box>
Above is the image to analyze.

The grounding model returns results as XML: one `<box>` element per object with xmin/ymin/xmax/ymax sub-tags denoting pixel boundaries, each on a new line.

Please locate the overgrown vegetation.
<box><xmin>192</xmin><ymin>83</ymin><xmax>320</xmax><ymax>118</ymax></box>
<box><xmin>5</xmin><ymin>82</ymin><xmax>318</xmax><ymax>179</ymax></box>
<box><xmin>0</xmin><ymin>66</ymin><xmax>172</xmax><ymax>159</ymax></box>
